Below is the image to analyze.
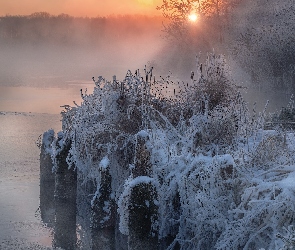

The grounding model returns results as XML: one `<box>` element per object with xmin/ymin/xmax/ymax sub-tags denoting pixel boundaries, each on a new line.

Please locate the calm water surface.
<box><xmin>0</xmin><ymin>76</ymin><xmax>113</xmax><ymax>249</ymax></box>
<box><xmin>0</xmin><ymin>111</ymin><xmax>61</xmax><ymax>249</ymax></box>
<box><xmin>0</xmin><ymin>79</ymin><xmax>96</xmax><ymax>249</ymax></box>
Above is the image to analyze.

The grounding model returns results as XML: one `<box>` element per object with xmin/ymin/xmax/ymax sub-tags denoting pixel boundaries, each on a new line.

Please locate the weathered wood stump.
<box><xmin>91</xmin><ymin>161</ymin><xmax>116</xmax><ymax>250</ymax></box>
<box><xmin>128</xmin><ymin>131</ymin><xmax>159</xmax><ymax>250</ymax></box>
<box><xmin>76</xmin><ymin>176</ymin><xmax>96</xmax><ymax>249</ymax></box>
<box><xmin>128</xmin><ymin>181</ymin><xmax>158</xmax><ymax>250</ymax></box>
<box><xmin>39</xmin><ymin>129</ymin><xmax>55</xmax><ymax>227</ymax></box>
<box><xmin>53</xmin><ymin>133</ymin><xmax>77</xmax><ymax>250</ymax></box>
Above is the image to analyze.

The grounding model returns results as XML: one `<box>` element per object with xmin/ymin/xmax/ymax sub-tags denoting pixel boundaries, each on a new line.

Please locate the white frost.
<box><xmin>99</xmin><ymin>156</ymin><xmax>110</xmax><ymax>170</ymax></box>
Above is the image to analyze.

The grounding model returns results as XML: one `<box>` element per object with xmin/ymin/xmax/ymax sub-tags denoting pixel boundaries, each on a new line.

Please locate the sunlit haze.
<box><xmin>188</xmin><ymin>13</ymin><xmax>198</xmax><ymax>22</ymax></box>
<box><xmin>0</xmin><ymin>0</ymin><xmax>162</xmax><ymax>17</ymax></box>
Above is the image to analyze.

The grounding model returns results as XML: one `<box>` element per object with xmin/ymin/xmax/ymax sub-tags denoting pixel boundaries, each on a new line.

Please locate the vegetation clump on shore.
<box><xmin>43</xmin><ymin>54</ymin><xmax>295</xmax><ymax>249</ymax></box>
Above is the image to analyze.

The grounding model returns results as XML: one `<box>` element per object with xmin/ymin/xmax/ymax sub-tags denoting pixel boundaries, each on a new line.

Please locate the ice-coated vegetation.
<box><xmin>46</xmin><ymin>53</ymin><xmax>295</xmax><ymax>250</ymax></box>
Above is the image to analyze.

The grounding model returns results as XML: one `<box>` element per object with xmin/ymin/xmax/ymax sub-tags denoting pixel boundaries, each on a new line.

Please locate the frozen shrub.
<box><xmin>250</xmin><ymin>132</ymin><xmax>288</xmax><ymax>170</ymax></box>
<box><xmin>216</xmin><ymin>165</ymin><xmax>295</xmax><ymax>250</ymax></box>
<box><xmin>45</xmin><ymin>52</ymin><xmax>295</xmax><ymax>250</ymax></box>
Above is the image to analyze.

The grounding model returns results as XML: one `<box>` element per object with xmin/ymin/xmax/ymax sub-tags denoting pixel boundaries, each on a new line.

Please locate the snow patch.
<box><xmin>99</xmin><ymin>156</ymin><xmax>110</xmax><ymax>170</ymax></box>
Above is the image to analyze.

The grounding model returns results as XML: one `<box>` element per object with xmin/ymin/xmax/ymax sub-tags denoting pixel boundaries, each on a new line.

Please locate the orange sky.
<box><xmin>0</xmin><ymin>0</ymin><xmax>162</xmax><ymax>17</ymax></box>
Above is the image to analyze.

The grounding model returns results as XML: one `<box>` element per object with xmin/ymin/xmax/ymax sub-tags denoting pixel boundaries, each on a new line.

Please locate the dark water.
<box><xmin>0</xmin><ymin>111</ymin><xmax>61</xmax><ymax>249</ymax></box>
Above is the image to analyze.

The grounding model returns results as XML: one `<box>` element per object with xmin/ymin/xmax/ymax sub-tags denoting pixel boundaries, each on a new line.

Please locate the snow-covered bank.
<box><xmin>43</xmin><ymin>54</ymin><xmax>295</xmax><ymax>249</ymax></box>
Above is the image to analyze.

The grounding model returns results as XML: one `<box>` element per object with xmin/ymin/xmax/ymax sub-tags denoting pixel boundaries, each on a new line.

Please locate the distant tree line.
<box><xmin>0</xmin><ymin>12</ymin><xmax>164</xmax><ymax>46</ymax></box>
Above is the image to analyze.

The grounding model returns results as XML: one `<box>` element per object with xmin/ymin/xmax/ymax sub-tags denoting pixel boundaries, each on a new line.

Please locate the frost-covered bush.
<box><xmin>45</xmin><ymin>52</ymin><xmax>295</xmax><ymax>250</ymax></box>
<box><xmin>216</xmin><ymin>165</ymin><xmax>295</xmax><ymax>250</ymax></box>
<box><xmin>276</xmin><ymin>225</ymin><xmax>295</xmax><ymax>250</ymax></box>
<box><xmin>156</xmin><ymin>154</ymin><xmax>236</xmax><ymax>249</ymax></box>
<box><xmin>215</xmin><ymin>130</ymin><xmax>295</xmax><ymax>250</ymax></box>
<box><xmin>250</xmin><ymin>132</ymin><xmax>288</xmax><ymax>169</ymax></box>
<box><xmin>267</xmin><ymin>96</ymin><xmax>295</xmax><ymax>130</ymax></box>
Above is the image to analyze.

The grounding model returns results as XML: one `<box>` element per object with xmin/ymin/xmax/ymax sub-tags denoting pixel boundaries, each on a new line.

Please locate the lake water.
<box><xmin>0</xmin><ymin>111</ymin><xmax>62</xmax><ymax>249</ymax></box>
<box><xmin>0</xmin><ymin>80</ymin><xmax>95</xmax><ymax>249</ymax></box>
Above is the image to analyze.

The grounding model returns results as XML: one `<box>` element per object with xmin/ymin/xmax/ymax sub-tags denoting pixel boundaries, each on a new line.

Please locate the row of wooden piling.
<box><xmin>40</xmin><ymin>130</ymin><xmax>160</xmax><ymax>250</ymax></box>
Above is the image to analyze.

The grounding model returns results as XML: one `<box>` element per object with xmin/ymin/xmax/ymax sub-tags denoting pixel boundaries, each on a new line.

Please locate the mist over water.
<box><xmin>0</xmin><ymin>14</ymin><xmax>167</xmax><ymax>114</ymax></box>
<box><xmin>0</xmin><ymin>10</ymin><xmax>293</xmax><ymax>114</ymax></box>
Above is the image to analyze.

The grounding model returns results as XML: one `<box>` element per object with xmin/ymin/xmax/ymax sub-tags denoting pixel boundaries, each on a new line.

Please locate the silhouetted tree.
<box><xmin>156</xmin><ymin>0</ymin><xmax>242</xmax><ymax>45</ymax></box>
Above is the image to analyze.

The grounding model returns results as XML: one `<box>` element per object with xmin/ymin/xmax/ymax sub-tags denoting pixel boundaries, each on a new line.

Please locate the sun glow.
<box><xmin>137</xmin><ymin>0</ymin><xmax>154</xmax><ymax>6</ymax></box>
<box><xmin>188</xmin><ymin>13</ymin><xmax>198</xmax><ymax>22</ymax></box>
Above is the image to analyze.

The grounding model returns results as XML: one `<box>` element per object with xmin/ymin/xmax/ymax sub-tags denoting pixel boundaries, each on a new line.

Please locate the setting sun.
<box><xmin>188</xmin><ymin>13</ymin><xmax>198</xmax><ymax>22</ymax></box>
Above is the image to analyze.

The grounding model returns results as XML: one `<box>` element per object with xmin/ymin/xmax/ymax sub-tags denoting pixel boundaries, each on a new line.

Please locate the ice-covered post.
<box><xmin>53</xmin><ymin>132</ymin><xmax>77</xmax><ymax>250</ymax></box>
<box><xmin>127</xmin><ymin>131</ymin><xmax>159</xmax><ymax>249</ymax></box>
<box><xmin>39</xmin><ymin>129</ymin><xmax>55</xmax><ymax>227</ymax></box>
<box><xmin>90</xmin><ymin>156</ymin><xmax>116</xmax><ymax>250</ymax></box>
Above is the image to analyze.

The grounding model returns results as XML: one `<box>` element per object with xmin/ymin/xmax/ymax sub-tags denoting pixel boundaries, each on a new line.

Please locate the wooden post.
<box><xmin>128</xmin><ymin>131</ymin><xmax>159</xmax><ymax>250</ymax></box>
<box><xmin>53</xmin><ymin>135</ymin><xmax>77</xmax><ymax>250</ymax></box>
<box><xmin>76</xmin><ymin>176</ymin><xmax>96</xmax><ymax>249</ymax></box>
<box><xmin>39</xmin><ymin>129</ymin><xmax>55</xmax><ymax>227</ymax></box>
<box><xmin>128</xmin><ymin>182</ymin><xmax>158</xmax><ymax>250</ymax></box>
<box><xmin>90</xmin><ymin>164</ymin><xmax>116</xmax><ymax>250</ymax></box>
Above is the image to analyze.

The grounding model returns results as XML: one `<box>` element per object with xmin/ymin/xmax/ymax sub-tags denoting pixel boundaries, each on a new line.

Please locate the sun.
<box><xmin>188</xmin><ymin>13</ymin><xmax>198</xmax><ymax>22</ymax></box>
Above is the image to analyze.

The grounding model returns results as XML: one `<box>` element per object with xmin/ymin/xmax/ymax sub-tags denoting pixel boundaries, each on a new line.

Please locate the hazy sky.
<box><xmin>0</xmin><ymin>0</ymin><xmax>162</xmax><ymax>17</ymax></box>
